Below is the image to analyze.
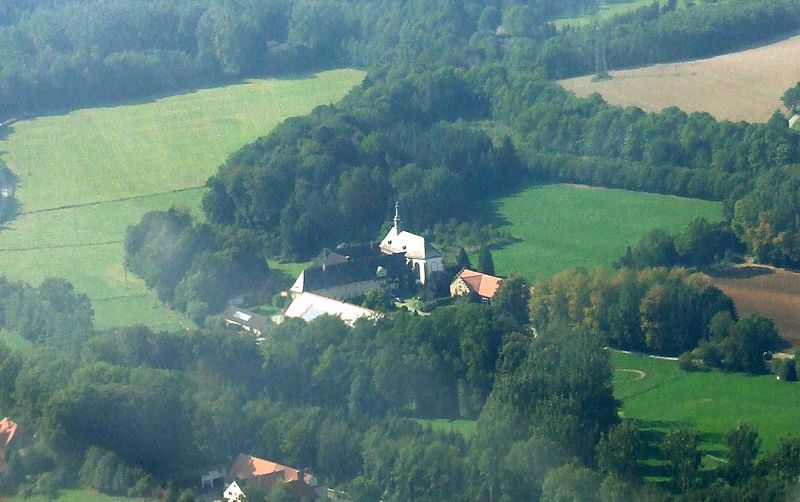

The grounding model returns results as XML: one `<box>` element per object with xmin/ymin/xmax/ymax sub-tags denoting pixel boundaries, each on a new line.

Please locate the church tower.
<box><xmin>393</xmin><ymin>201</ymin><xmax>403</xmax><ymax>233</ymax></box>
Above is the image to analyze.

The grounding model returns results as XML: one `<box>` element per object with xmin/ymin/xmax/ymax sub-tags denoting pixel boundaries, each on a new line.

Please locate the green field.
<box><xmin>613</xmin><ymin>351</ymin><xmax>800</xmax><ymax>459</ymax></box>
<box><xmin>8</xmin><ymin>488</ymin><xmax>144</xmax><ymax>502</ymax></box>
<box><xmin>0</xmin><ymin>69</ymin><xmax>364</xmax><ymax>330</ymax></box>
<box><xmin>417</xmin><ymin>418</ymin><xmax>477</xmax><ymax>437</ymax></box>
<box><xmin>419</xmin><ymin>349</ymin><xmax>799</xmax><ymax>471</ymax></box>
<box><xmin>491</xmin><ymin>184</ymin><xmax>722</xmax><ymax>281</ymax></box>
<box><xmin>553</xmin><ymin>0</ymin><xmax>689</xmax><ymax>28</ymax></box>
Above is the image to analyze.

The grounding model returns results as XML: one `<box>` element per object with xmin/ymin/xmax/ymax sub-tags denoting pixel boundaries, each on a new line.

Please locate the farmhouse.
<box><xmin>282</xmin><ymin>292</ymin><xmax>380</xmax><ymax>325</ymax></box>
<box><xmin>226</xmin><ymin>454</ymin><xmax>318</xmax><ymax>500</ymax></box>
<box><xmin>450</xmin><ymin>269</ymin><xmax>503</xmax><ymax>302</ymax></box>
<box><xmin>379</xmin><ymin>203</ymin><xmax>444</xmax><ymax>285</ymax></box>
<box><xmin>222</xmin><ymin>307</ymin><xmax>269</xmax><ymax>337</ymax></box>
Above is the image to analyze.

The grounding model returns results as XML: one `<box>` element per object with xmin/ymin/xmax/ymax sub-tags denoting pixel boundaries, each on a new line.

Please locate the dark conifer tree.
<box><xmin>478</xmin><ymin>247</ymin><xmax>495</xmax><ymax>276</ymax></box>
<box><xmin>456</xmin><ymin>248</ymin><xmax>472</xmax><ymax>270</ymax></box>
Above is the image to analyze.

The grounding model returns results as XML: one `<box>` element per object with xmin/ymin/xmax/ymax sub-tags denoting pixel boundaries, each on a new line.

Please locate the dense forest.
<box><xmin>5</xmin><ymin>0</ymin><xmax>800</xmax><ymax>500</ymax></box>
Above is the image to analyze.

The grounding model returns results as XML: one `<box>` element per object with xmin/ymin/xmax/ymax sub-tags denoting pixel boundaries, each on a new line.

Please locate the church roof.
<box><xmin>380</xmin><ymin>227</ymin><xmax>442</xmax><ymax>260</ymax></box>
<box><xmin>291</xmin><ymin>251</ymin><xmax>383</xmax><ymax>294</ymax></box>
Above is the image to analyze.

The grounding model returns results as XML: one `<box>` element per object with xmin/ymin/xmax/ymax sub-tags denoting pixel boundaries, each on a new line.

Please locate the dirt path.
<box><xmin>616</xmin><ymin>368</ymin><xmax>647</xmax><ymax>380</ymax></box>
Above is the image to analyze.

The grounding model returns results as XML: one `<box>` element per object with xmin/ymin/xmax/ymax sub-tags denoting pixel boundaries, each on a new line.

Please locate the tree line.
<box><xmin>0</xmin><ymin>0</ymin><xmax>611</xmax><ymax>119</ymax></box>
<box><xmin>539</xmin><ymin>0</ymin><xmax>800</xmax><ymax>79</ymax></box>
<box><xmin>5</xmin><ymin>0</ymin><xmax>799</xmax><ymax>119</ymax></box>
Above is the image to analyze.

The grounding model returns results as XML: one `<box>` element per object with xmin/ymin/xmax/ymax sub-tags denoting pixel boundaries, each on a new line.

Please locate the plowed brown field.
<box><xmin>559</xmin><ymin>34</ymin><xmax>800</xmax><ymax>122</ymax></box>
<box><xmin>709</xmin><ymin>265</ymin><xmax>800</xmax><ymax>348</ymax></box>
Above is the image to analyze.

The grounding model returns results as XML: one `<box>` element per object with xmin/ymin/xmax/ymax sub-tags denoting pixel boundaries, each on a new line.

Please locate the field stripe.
<box><xmin>0</xmin><ymin>240</ymin><xmax>122</xmax><ymax>252</ymax></box>
<box><xmin>20</xmin><ymin>186</ymin><xmax>204</xmax><ymax>215</ymax></box>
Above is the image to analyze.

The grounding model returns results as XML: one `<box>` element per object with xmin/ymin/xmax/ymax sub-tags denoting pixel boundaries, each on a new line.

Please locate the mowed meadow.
<box><xmin>491</xmin><ymin>184</ymin><xmax>722</xmax><ymax>281</ymax></box>
<box><xmin>612</xmin><ymin>351</ymin><xmax>800</xmax><ymax>468</ymax></box>
<box><xmin>0</xmin><ymin>69</ymin><xmax>364</xmax><ymax>329</ymax></box>
<box><xmin>559</xmin><ymin>34</ymin><xmax>800</xmax><ymax>122</ymax></box>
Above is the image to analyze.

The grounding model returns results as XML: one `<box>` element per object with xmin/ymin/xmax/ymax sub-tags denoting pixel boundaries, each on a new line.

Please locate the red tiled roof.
<box><xmin>0</xmin><ymin>418</ymin><xmax>17</xmax><ymax>449</ymax></box>
<box><xmin>228</xmin><ymin>454</ymin><xmax>316</xmax><ymax>486</ymax></box>
<box><xmin>457</xmin><ymin>269</ymin><xmax>502</xmax><ymax>299</ymax></box>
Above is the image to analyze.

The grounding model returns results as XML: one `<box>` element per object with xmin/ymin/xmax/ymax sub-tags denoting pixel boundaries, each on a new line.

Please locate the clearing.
<box><xmin>491</xmin><ymin>184</ymin><xmax>722</xmax><ymax>281</ymax></box>
<box><xmin>558</xmin><ymin>34</ymin><xmax>800</xmax><ymax>122</ymax></box>
<box><xmin>708</xmin><ymin>264</ymin><xmax>800</xmax><ymax>348</ymax></box>
<box><xmin>0</xmin><ymin>69</ymin><xmax>364</xmax><ymax>330</ymax></box>
<box><xmin>7</xmin><ymin>488</ymin><xmax>143</xmax><ymax>502</ymax></box>
<box><xmin>552</xmin><ymin>0</ymin><xmax>687</xmax><ymax>29</ymax></box>
<box><xmin>612</xmin><ymin>350</ymin><xmax>800</xmax><ymax>466</ymax></box>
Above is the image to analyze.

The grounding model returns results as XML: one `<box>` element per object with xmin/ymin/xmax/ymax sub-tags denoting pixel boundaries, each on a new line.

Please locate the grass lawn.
<box><xmin>553</xmin><ymin>0</ymin><xmax>690</xmax><ymax>28</ymax></box>
<box><xmin>416</xmin><ymin>418</ymin><xmax>477</xmax><ymax>437</ymax></box>
<box><xmin>270</xmin><ymin>261</ymin><xmax>313</xmax><ymax>281</ymax></box>
<box><xmin>7</xmin><ymin>488</ymin><xmax>144</xmax><ymax>502</ymax></box>
<box><xmin>490</xmin><ymin>184</ymin><xmax>722</xmax><ymax>282</ymax></box>
<box><xmin>612</xmin><ymin>350</ymin><xmax>800</xmax><ymax>461</ymax></box>
<box><xmin>0</xmin><ymin>69</ymin><xmax>364</xmax><ymax>329</ymax></box>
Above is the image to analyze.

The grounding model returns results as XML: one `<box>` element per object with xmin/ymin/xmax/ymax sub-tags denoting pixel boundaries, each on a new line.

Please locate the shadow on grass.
<box><xmin>635</xmin><ymin>418</ymin><xmax>729</xmax><ymax>491</ymax></box>
<box><xmin>638</xmin><ymin>421</ymin><xmax>674</xmax><ymax>486</ymax></box>
<box><xmin>269</xmin><ymin>268</ymin><xmax>299</xmax><ymax>291</ymax></box>
<box><xmin>468</xmin><ymin>181</ymin><xmax>551</xmax><ymax>251</ymax></box>
<box><xmin>700</xmin><ymin>430</ymin><xmax>727</xmax><ymax>458</ymax></box>
<box><xmin>14</xmin><ymin>68</ymin><xmax>332</xmax><ymax>121</ymax></box>
<box><xmin>0</xmin><ymin>122</ymin><xmax>15</xmax><ymax>141</ymax></box>
<box><xmin>0</xmin><ymin>160</ymin><xmax>20</xmax><ymax>229</ymax></box>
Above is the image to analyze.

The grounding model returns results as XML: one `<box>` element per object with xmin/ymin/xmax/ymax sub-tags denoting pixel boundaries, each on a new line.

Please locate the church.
<box><xmin>290</xmin><ymin>203</ymin><xmax>444</xmax><ymax>301</ymax></box>
<box><xmin>379</xmin><ymin>203</ymin><xmax>443</xmax><ymax>285</ymax></box>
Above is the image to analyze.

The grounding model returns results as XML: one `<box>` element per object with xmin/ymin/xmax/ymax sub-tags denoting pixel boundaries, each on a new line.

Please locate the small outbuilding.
<box><xmin>222</xmin><ymin>307</ymin><xmax>269</xmax><ymax>337</ymax></box>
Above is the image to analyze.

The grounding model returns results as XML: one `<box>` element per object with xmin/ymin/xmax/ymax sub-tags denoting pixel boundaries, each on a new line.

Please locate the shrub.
<box><xmin>678</xmin><ymin>351</ymin><xmax>696</xmax><ymax>371</ymax></box>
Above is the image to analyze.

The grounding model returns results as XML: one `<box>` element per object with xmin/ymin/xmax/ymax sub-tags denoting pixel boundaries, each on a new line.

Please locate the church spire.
<box><xmin>393</xmin><ymin>201</ymin><xmax>403</xmax><ymax>233</ymax></box>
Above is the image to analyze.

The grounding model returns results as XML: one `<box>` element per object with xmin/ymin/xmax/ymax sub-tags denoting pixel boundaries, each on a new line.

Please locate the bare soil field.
<box><xmin>559</xmin><ymin>34</ymin><xmax>800</xmax><ymax>122</ymax></box>
<box><xmin>708</xmin><ymin>264</ymin><xmax>800</xmax><ymax>347</ymax></box>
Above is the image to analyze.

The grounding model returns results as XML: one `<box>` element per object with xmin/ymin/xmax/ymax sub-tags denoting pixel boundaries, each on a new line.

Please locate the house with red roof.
<box><xmin>450</xmin><ymin>268</ymin><xmax>503</xmax><ymax>302</ymax></box>
<box><xmin>225</xmin><ymin>454</ymin><xmax>318</xmax><ymax>501</ymax></box>
<box><xmin>0</xmin><ymin>417</ymin><xmax>19</xmax><ymax>470</ymax></box>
